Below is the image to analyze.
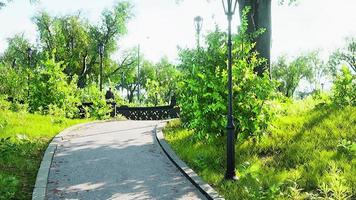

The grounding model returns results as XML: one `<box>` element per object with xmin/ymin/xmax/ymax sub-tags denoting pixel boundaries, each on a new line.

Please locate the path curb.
<box><xmin>154</xmin><ymin>122</ymin><xmax>225</xmax><ymax>200</ymax></box>
<box><xmin>31</xmin><ymin>121</ymin><xmax>102</xmax><ymax>200</ymax></box>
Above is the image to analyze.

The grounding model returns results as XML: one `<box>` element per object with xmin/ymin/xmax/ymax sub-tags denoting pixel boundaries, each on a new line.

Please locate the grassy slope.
<box><xmin>0</xmin><ymin>110</ymin><xmax>89</xmax><ymax>200</ymax></box>
<box><xmin>164</xmin><ymin>100</ymin><xmax>355</xmax><ymax>200</ymax></box>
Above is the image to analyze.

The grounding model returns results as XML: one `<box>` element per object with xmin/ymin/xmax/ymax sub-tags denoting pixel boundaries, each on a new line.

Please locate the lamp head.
<box><xmin>194</xmin><ymin>16</ymin><xmax>203</xmax><ymax>33</ymax></box>
<box><xmin>99</xmin><ymin>43</ymin><xmax>104</xmax><ymax>55</ymax></box>
<box><xmin>27</xmin><ymin>47</ymin><xmax>33</xmax><ymax>58</ymax></box>
<box><xmin>222</xmin><ymin>0</ymin><xmax>238</xmax><ymax>16</ymax></box>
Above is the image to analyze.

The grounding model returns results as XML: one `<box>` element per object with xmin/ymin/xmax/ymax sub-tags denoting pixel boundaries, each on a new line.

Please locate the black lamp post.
<box><xmin>27</xmin><ymin>47</ymin><xmax>33</xmax><ymax>99</ymax></box>
<box><xmin>222</xmin><ymin>0</ymin><xmax>238</xmax><ymax>181</ymax></box>
<box><xmin>137</xmin><ymin>44</ymin><xmax>141</xmax><ymax>103</ymax></box>
<box><xmin>194</xmin><ymin>16</ymin><xmax>203</xmax><ymax>49</ymax></box>
<box><xmin>98</xmin><ymin>43</ymin><xmax>104</xmax><ymax>92</ymax></box>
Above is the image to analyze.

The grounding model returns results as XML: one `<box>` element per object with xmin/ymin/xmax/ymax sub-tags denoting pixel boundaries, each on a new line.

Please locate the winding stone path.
<box><xmin>46</xmin><ymin>120</ymin><xmax>206</xmax><ymax>200</ymax></box>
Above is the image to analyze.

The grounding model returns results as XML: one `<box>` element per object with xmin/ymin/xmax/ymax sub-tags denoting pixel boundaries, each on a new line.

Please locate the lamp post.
<box><xmin>137</xmin><ymin>44</ymin><xmax>141</xmax><ymax>103</ymax></box>
<box><xmin>194</xmin><ymin>16</ymin><xmax>203</xmax><ymax>49</ymax></box>
<box><xmin>222</xmin><ymin>0</ymin><xmax>238</xmax><ymax>181</ymax></box>
<box><xmin>27</xmin><ymin>47</ymin><xmax>33</xmax><ymax>99</ymax></box>
<box><xmin>98</xmin><ymin>43</ymin><xmax>104</xmax><ymax>92</ymax></box>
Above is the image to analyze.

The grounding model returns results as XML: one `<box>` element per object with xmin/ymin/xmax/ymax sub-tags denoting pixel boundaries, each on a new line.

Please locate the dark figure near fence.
<box><xmin>105</xmin><ymin>87</ymin><xmax>115</xmax><ymax>102</ymax></box>
<box><xmin>105</xmin><ymin>87</ymin><xmax>116</xmax><ymax>117</ymax></box>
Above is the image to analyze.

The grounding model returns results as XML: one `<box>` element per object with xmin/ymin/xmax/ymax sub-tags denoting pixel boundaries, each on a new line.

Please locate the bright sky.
<box><xmin>0</xmin><ymin>0</ymin><xmax>355</xmax><ymax>63</ymax></box>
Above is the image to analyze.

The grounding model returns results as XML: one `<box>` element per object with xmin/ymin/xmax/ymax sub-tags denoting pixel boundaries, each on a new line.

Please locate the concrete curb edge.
<box><xmin>31</xmin><ymin>121</ymin><xmax>102</xmax><ymax>200</ymax></box>
<box><xmin>154</xmin><ymin>121</ymin><xmax>225</xmax><ymax>200</ymax></box>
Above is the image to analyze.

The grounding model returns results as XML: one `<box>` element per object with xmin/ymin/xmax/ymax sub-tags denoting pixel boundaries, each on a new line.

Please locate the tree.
<box><xmin>0</xmin><ymin>33</ymin><xmax>34</xmax><ymax>69</ymax></box>
<box><xmin>176</xmin><ymin>0</ymin><xmax>297</xmax><ymax>76</ymax></box>
<box><xmin>0</xmin><ymin>34</ymin><xmax>38</xmax><ymax>101</ymax></box>
<box><xmin>237</xmin><ymin>0</ymin><xmax>298</xmax><ymax>76</ymax></box>
<box><xmin>111</xmin><ymin>47</ymin><xmax>141</xmax><ymax>103</ymax></box>
<box><xmin>272</xmin><ymin>54</ymin><xmax>313</xmax><ymax>97</ymax></box>
<box><xmin>308</xmin><ymin>50</ymin><xmax>329</xmax><ymax>90</ymax></box>
<box><xmin>145</xmin><ymin>57</ymin><xmax>180</xmax><ymax>105</ymax></box>
<box><xmin>31</xmin><ymin>2</ymin><xmax>132</xmax><ymax>87</ymax></box>
<box><xmin>237</xmin><ymin>0</ymin><xmax>271</xmax><ymax>76</ymax></box>
<box><xmin>328</xmin><ymin>37</ymin><xmax>356</xmax><ymax>76</ymax></box>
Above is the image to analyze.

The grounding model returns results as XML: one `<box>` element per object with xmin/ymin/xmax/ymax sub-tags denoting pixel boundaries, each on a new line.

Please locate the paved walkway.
<box><xmin>46</xmin><ymin>120</ymin><xmax>206</xmax><ymax>200</ymax></box>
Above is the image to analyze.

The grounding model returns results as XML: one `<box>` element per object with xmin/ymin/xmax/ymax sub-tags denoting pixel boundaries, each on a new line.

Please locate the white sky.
<box><xmin>0</xmin><ymin>0</ymin><xmax>355</xmax><ymax>63</ymax></box>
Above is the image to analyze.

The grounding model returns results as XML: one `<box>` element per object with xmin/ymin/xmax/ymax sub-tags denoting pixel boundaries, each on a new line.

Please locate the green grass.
<box><xmin>164</xmin><ymin>100</ymin><xmax>356</xmax><ymax>200</ymax></box>
<box><xmin>0</xmin><ymin>110</ymin><xmax>90</xmax><ymax>200</ymax></box>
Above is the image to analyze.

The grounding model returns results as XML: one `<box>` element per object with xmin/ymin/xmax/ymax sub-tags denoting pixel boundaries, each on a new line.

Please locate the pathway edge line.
<box><xmin>155</xmin><ymin>121</ymin><xmax>225</xmax><ymax>200</ymax></box>
<box><xmin>31</xmin><ymin>121</ymin><xmax>102</xmax><ymax>200</ymax></box>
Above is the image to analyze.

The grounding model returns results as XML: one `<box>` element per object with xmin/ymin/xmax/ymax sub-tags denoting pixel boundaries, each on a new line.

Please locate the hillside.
<box><xmin>164</xmin><ymin>99</ymin><xmax>356</xmax><ymax>199</ymax></box>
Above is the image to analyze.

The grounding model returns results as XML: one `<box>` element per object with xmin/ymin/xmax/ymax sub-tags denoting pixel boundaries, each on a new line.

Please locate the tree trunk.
<box><xmin>238</xmin><ymin>0</ymin><xmax>271</xmax><ymax>76</ymax></box>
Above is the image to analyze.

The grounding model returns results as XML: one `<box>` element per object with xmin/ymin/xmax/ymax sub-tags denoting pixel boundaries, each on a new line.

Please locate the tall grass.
<box><xmin>0</xmin><ymin>110</ymin><xmax>89</xmax><ymax>200</ymax></box>
<box><xmin>164</xmin><ymin>99</ymin><xmax>355</xmax><ymax>200</ymax></box>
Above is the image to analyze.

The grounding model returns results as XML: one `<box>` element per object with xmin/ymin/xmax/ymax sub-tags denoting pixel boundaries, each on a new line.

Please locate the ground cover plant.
<box><xmin>164</xmin><ymin>97</ymin><xmax>356</xmax><ymax>200</ymax></box>
<box><xmin>0</xmin><ymin>109</ymin><xmax>89</xmax><ymax>200</ymax></box>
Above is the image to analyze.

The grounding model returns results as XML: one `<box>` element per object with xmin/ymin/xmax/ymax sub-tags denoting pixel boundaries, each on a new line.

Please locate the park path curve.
<box><xmin>46</xmin><ymin>120</ymin><xmax>206</xmax><ymax>200</ymax></box>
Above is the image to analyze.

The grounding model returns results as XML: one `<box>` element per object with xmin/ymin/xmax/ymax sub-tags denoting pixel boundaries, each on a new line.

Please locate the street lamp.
<box><xmin>137</xmin><ymin>44</ymin><xmax>140</xmax><ymax>103</ymax></box>
<box><xmin>98</xmin><ymin>43</ymin><xmax>104</xmax><ymax>91</ymax></box>
<box><xmin>222</xmin><ymin>0</ymin><xmax>238</xmax><ymax>181</ymax></box>
<box><xmin>27</xmin><ymin>47</ymin><xmax>33</xmax><ymax>99</ymax></box>
<box><xmin>194</xmin><ymin>16</ymin><xmax>203</xmax><ymax>49</ymax></box>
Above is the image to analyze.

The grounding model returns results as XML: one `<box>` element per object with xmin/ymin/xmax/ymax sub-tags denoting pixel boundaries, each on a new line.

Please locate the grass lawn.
<box><xmin>164</xmin><ymin>100</ymin><xmax>356</xmax><ymax>200</ymax></box>
<box><xmin>0</xmin><ymin>110</ymin><xmax>90</xmax><ymax>200</ymax></box>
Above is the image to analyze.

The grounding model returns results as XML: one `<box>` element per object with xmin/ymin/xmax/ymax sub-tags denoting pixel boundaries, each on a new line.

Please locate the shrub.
<box><xmin>332</xmin><ymin>66</ymin><xmax>356</xmax><ymax>106</ymax></box>
<box><xmin>28</xmin><ymin>58</ymin><xmax>80</xmax><ymax>118</ymax></box>
<box><xmin>178</xmin><ymin>23</ymin><xmax>276</xmax><ymax>140</ymax></box>
<box><xmin>0</xmin><ymin>96</ymin><xmax>11</xmax><ymax>111</ymax></box>
<box><xmin>0</xmin><ymin>64</ymin><xmax>27</xmax><ymax>101</ymax></box>
<box><xmin>79</xmin><ymin>83</ymin><xmax>112</xmax><ymax>119</ymax></box>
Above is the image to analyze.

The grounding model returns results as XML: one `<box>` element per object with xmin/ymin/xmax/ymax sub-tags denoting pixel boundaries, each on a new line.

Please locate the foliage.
<box><xmin>308</xmin><ymin>50</ymin><xmax>330</xmax><ymax>91</ymax></box>
<box><xmin>145</xmin><ymin>57</ymin><xmax>181</xmax><ymax>106</ymax></box>
<box><xmin>28</xmin><ymin>1</ymin><xmax>132</xmax><ymax>87</ymax></box>
<box><xmin>332</xmin><ymin>66</ymin><xmax>356</xmax><ymax>106</ymax></box>
<box><xmin>0</xmin><ymin>1</ymin><xmax>134</xmax><ymax>117</ymax></box>
<box><xmin>272</xmin><ymin>54</ymin><xmax>314</xmax><ymax>97</ymax></box>
<box><xmin>0</xmin><ymin>63</ymin><xmax>27</xmax><ymax>101</ymax></box>
<box><xmin>178</xmin><ymin>23</ymin><xmax>276</xmax><ymax>140</ymax></box>
<box><xmin>0</xmin><ymin>96</ymin><xmax>11</xmax><ymax>111</ymax></box>
<box><xmin>29</xmin><ymin>57</ymin><xmax>80</xmax><ymax>118</ymax></box>
<box><xmin>164</xmin><ymin>98</ymin><xmax>356</xmax><ymax>200</ymax></box>
<box><xmin>0</xmin><ymin>173</ymin><xmax>18</xmax><ymax>200</ymax></box>
<box><xmin>328</xmin><ymin>37</ymin><xmax>356</xmax><ymax>76</ymax></box>
<box><xmin>0</xmin><ymin>109</ymin><xmax>89</xmax><ymax>200</ymax></box>
<box><xmin>0</xmin><ymin>33</ymin><xmax>34</xmax><ymax>71</ymax></box>
<box><xmin>146</xmin><ymin>79</ymin><xmax>163</xmax><ymax>106</ymax></box>
<box><xmin>79</xmin><ymin>82</ymin><xmax>112</xmax><ymax>119</ymax></box>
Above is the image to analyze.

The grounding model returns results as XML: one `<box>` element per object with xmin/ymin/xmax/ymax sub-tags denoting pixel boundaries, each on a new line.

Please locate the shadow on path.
<box><xmin>46</xmin><ymin>121</ymin><xmax>205</xmax><ymax>200</ymax></box>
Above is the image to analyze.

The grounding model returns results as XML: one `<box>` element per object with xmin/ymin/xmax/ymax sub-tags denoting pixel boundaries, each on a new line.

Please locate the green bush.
<box><xmin>79</xmin><ymin>83</ymin><xmax>112</xmax><ymax>119</ymax></box>
<box><xmin>332</xmin><ymin>66</ymin><xmax>356</xmax><ymax>106</ymax></box>
<box><xmin>0</xmin><ymin>64</ymin><xmax>27</xmax><ymax>101</ymax></box>
<box><xmin>0</xmin><ymin>96</ymin><xmax>11</xmax><ymax>111</ymax></box>
<box><xmin>178</xmin><ymin>23</ymin><xmax>276</xmax><ymax>140</ymax></box>
<box><xmin>28</xmin><ymin>57</ymin><xmax>80</xmax><ymax>118</ymax></box>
